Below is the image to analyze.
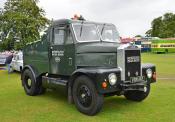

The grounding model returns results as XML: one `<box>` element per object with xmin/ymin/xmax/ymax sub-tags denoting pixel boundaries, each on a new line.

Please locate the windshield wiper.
<box><xmin>100</xmin><ymin>24</ymin><xmax>106</xmax><ymax>42</ymax></box>
<box><xmin>101</xmin><ymin>23</ymin><xmax>106</xmax><ymax>35</ymax></box>
<box><xmin>80</xmin><ymin>21</ymin><xmax>84</xmax><ymax>37</ymax></box>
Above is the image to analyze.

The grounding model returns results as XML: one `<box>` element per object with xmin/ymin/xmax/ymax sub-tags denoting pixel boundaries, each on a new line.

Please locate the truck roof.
<box><xmin>52</xmin><ymin>19</ymin><xmax>114</xmax><ymax>26</ymax></box>
<box><xmin>25</xmin><ymin>19</ymin><xmax>114</xmax><ymax>46</ymax></box>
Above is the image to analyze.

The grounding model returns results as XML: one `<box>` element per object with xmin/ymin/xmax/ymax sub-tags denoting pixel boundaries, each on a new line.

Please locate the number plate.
<box><xmin>130</xmin><ymin>76</ymin><xmax>145</xmax><ymax>83</ymax></box>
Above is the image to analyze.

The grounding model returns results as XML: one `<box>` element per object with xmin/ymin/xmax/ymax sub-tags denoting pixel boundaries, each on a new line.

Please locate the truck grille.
<box><xmin>125</xmin><ymin>50</ymin><xmax>141</xmax><ymax>81</ymax></box>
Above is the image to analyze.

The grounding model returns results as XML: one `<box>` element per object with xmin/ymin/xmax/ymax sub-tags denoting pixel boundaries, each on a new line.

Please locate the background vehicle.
<box><xmin>0</xmin><ymin>54</ymin><xmax>7</xmax><ymax>65</ymax></box>
<box><xmin>0</xmin><ymin>51</ymin><xmax>13</xmax><ymax>65</ymax></box>
<box><xmin>10</xmin><ymin>51</ymin><xmax>23</xmax><ymax>72</ymax></box>
<box><xmin>21</xmin><ymin>19</ymin><xmax>156</xmax><ymax>116</ymax></box>
<box><xmin>121</xmin><ymin>37</ymin><xmax>135</xmax><ymax>44</ymax></box>
<box><xmin>134</xmin><ymin>40</ymin><xmax>142</xmax><ymax>49</ymax></box>
<box><xmin>151</xmin><ymin>39</ymin><xmax>175</xmax><ymax>53</ymax></box>
<box><xmin>134</xmin><ymin>40</ymin><xmax>151</xmax><ymax>52</ymax></box>
<box><xmin>141</xmin><ymin>41</ymin><xmax>151</xmax><ymax>52</ymax></box>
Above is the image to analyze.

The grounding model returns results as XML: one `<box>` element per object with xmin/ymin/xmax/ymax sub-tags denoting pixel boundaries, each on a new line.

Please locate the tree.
<box><xmin>135</xmin><ymin>35</ymin><xmax>142</xmax><ymax>37</ymax></box>
<box><xmin>146</xmin><ymin>13</ymin><xmax>175</xmax><ymax>38</ymax></box>
<box><xmin>145</xmin><ymin>29</ymin><xmax>152</xmax><ymax>37</ymax></box>
<box><xmin>0</xmin><ymin>0</ymin><xmax>49</xmax><ymax>50</ymax></box>
<box><xmin>0</xmin><ymin>8</ymin><xmax>4</xmax><ymax>51</ymax></box>
<box><xmin>151</xmin><ymin>16</ymin><xmax>162</xmax><ymax>37</ymax></box>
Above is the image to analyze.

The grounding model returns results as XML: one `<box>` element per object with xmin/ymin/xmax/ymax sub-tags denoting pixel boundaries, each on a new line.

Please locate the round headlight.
<box><xmin>108</xmin><ymin>73</ymin><xmax>117</xmax><ymax>85</ymax></box>
<box><xmin>146</xmin><ymin>69</ymin><xmax>152</xmax><ymax>78</ymax></box>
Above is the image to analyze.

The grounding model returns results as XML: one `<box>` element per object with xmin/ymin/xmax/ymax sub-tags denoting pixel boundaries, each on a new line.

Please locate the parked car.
<box><xmin>0</xmin><ymin>51</ymin><xmax>12</xmax><ymax>65</ymax></box>
<box><xmin>0</xmin><ymin>54</ymin><xmax>7</xmax><ymax>65</ymax></box>
<box><xmin>10</xmin><ymin>51</ymin><xmax>23</xmax><ymax>72</ymax></box>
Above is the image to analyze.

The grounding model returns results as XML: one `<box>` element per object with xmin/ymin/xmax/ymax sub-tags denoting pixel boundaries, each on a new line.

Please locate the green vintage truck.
<box><xmin>21</xmin><ymin>19</ymin><xmax>156</xmax><ymax>115</ymax></box>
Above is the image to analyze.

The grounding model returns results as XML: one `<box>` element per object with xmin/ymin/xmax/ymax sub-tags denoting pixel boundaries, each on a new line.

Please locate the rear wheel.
<box><xmin>124</xmin><ymin>84</ymin><xmax>150</xmax><ymax>102</ymax></box>
<box><xmin>73</xmin><ymin>76</ymin><xmax>104</xmax><ymax>116</ymax></box>
<box><xmin>22</xmin><ymin>69</ymin><xmax>45</xmax><ymax>96</ymax></box>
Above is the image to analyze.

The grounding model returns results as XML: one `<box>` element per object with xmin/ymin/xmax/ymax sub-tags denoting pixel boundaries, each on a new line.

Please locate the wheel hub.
<box><xmin>77</xmin><ymin>85</ymin><xmax>92</xmax><ymax>107</ymax></box>
<box><xmin>26</xmin><ymin>78</ymin><xmax>32</xmax><ymax>89</ymax></box>
<box><xmin>81</xmin><ymin>93</ymin><xmax>86</xmax><ymax>98</ymax></box>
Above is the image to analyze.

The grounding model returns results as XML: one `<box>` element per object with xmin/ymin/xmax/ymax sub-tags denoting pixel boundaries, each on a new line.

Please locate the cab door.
<box><xmin>49</xmin><ymin>26</ymin><xmax>66</xmax><ymax>75</ymax></box>
<box><xmin>63</xmin><ymin>25</ymin><xmax>75</xmax><ymax>75</ymax></box>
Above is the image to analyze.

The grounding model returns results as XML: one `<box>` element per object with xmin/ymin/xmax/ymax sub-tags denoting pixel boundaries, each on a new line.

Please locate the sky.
<box><xmin>0</xmin><ymin>0</ymin><xmax>175</xmax><ymax>37</ymax></box>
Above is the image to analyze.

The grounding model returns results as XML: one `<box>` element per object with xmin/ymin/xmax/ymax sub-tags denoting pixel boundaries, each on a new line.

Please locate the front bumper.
<box><xmin>93</xmin><ymin>64</ymin><xmax>156</xmax><ymax>94</ymax></box>
<box><xmin>120</xmin><ymin>81</ymin><xmax>147</xmax><ymax>92</ymax></box>
<box><xmin>98</xmin><ymin>78</ymin><xmax>149</xmax><ymax>94</ymax></box>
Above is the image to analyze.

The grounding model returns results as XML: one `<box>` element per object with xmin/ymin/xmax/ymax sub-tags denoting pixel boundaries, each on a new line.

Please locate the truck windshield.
<box><xmin>73</xmin><ymin>24</ymin><xmax>100</xmax><ymax>42</ymax></box>
<box><xmin>99</xmin><ymin>25</ymin><xmax>120</xmax><ymax>43</ymax></box>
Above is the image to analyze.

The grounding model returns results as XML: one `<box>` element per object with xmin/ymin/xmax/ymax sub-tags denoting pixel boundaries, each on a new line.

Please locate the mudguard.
<box><xmin>69</xmin><ymin>68</ymin><xmax>121</xmax><ymax>94</ymax></box>
<box><xmin>67</xmin><ymin>67</ymin><xmax>121</xmax><ymax>103</ymax></box>
<box><xmin>21</xmin><ymin>65</ymin><xmax>40</xmax><ymax>86</ymax></box>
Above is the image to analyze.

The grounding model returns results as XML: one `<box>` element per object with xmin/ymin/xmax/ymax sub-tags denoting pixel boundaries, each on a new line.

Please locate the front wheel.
<box><xmin>124</xmin><ymin>84</ymin><xmax>150</xmax><ymax>102</ymax></box>
<box><xmin>73</xmin><ymin>76</ymin><xmax>104</xmax><ymax>116</ymax></box>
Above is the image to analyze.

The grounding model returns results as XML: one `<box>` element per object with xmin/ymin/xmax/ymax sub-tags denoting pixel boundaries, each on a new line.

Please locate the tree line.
<box><xmin>146</xmin><ymin>13</ymin><xmax>175</xmax><ymax>38</ymax></box>
<box><xmin>0</xmin><ymin>0</ymin><xmax>49</xmax><ymax>51</ymax></box>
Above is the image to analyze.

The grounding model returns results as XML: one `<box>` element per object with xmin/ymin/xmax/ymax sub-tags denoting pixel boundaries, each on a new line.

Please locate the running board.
<box><xmin>42</xmin><ymin>76</ymin><xmax>68</xmax><ymax>88</ymax></box>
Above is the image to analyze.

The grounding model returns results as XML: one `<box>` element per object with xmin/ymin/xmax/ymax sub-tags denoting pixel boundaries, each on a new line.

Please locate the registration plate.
<box><xmin>130</xmin><ymin>76</ymin><xmax>145</xmax><ymax>83</ymax></box>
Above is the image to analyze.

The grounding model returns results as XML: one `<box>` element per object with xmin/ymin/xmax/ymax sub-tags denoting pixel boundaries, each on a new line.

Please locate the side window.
<box><xmin>66</xmin><ymin>30</ymin><xmax>74</xmax><ymax>44</ymax></box>
<box><xmin>54</xmin><ymin>28</ymin><xmax>65</xmax><ymax>45</ymax></box>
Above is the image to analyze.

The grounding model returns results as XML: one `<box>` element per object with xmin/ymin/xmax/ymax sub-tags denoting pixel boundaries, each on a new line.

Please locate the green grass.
<box><xmin>0</xmin><ymin>53</ymin><xmax>175</xmax><ymax>122</ymax></box>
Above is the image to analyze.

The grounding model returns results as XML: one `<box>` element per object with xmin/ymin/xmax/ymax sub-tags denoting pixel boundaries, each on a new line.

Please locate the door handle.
<box><xmin>50</xmin><ymin>46</ymin><xmax>53</xmax><ymax>58</ymax></box>
<box><xmin>69</xmin><ymin>57</ymin><xmax>72</xmax><ymax>65</ymax></box>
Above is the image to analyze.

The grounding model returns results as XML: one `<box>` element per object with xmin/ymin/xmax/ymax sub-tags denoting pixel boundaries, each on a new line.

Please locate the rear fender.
<box><xmin>21</xmin><ymin>65</ymin><xmax>40</xmax><ymax>86</ymax></box>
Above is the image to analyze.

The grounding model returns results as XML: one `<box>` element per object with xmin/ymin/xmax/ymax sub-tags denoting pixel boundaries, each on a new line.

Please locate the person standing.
<box><xmin>5</xmin><ymin>53</ymin><xmax>13</xmax><ymax>74</ymax></box>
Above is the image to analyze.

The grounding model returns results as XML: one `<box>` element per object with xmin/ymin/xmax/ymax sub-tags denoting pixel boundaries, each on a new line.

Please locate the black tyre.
<box><xmin>72</xmin><ymin>76</ymin><xmax>104</xmax><ymax>116</ymax></box>
<box><xmin>22</xmin><ymin>69</ymin><xmax>45</xmax><ymax>96</ymax></box>
<box><xmin>124</xmin><ymin>84</ymin><xmax>150</xmax><ymax>102</ymax></box>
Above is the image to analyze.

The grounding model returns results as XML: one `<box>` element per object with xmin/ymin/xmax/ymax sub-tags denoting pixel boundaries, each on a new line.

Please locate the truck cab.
<box><xmin>22</xmin><ymin>19</ymin><xmax>156</xmax><ymax>116</ymax></box>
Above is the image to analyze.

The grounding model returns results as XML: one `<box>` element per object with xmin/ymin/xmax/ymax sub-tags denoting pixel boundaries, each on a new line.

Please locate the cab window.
<box><xmin>66</xmin><ymin>30</ymin><xmax>74</xmax><ymax>44</ymax></box>
<box><xmin>54</xmin><ymin>29</ymin><xmax>65</xmax><ymax>45</ymax></box>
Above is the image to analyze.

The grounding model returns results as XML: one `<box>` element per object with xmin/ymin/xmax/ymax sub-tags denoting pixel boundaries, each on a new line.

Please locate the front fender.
<box><xmin>69</xmin><ymin>68</ymin><xmax>121</xmax><ymax>94</ymax></box>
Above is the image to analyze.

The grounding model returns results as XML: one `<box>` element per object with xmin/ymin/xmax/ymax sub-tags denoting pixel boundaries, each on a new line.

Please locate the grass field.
<box><xmin>0</xmin><ymin>53</ymin><xmax>175</xmax><ymax>122</ymax></box>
